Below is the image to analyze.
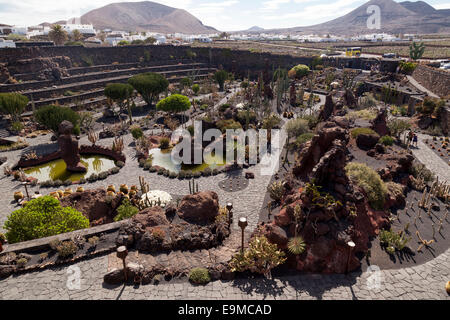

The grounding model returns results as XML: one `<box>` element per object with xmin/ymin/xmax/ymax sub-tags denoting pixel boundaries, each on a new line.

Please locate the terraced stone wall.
<box><xmin>0</xmin><ymin>45</ymin><xmax>400</xmax><ymax>80</ymax></box>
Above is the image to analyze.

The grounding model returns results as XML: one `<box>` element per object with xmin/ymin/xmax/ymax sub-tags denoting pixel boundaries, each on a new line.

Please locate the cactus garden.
<box><xmin>0</xmin><ymin>41</ymin><xmax>449</xmax><ymax>301</ymax></box>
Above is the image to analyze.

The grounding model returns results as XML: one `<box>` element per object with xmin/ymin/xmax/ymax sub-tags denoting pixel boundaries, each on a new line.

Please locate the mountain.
<box><xmin>399</xmin><ymin>1</ymin><xmax>436</xmax><ymax>15</ymax></box>
<box><xmin>77</xmin><ymin>1</ymin><xmax>217</xmax><ymax>34</ymax></box>
<box><xmin>263</xmin><ymin>0</ymin><xmax>450</xmax><ymax>35</ymax></box>
<box><xmin>247</xmin><ymin>26</ymin><xmax>265</xmax><ymax>32</ymax></box>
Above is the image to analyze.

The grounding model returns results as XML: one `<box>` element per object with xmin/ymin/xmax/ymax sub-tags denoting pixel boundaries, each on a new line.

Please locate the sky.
<box><xmin>1</xmin><ymin>0</ymin><xmax>450</xmax><ymax>31</ymax></box>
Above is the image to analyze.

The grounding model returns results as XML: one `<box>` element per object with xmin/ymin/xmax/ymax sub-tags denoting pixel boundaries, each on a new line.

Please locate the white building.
<box><xmin>61</xmin><ymin>24</ymin><xmax>96</xmax><ymax>37</ymax></box>
<box><xmin>0</xmin><ymin>38</ymin><xmax>16</xmax><ymax>48</ymax></box>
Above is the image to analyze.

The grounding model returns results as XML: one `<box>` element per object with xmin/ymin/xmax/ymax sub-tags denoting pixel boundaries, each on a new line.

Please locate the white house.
<box><xmin>61</xmin><ymin>24</ymin><xmax>96</xmax><ymax>37</ymax></box>
<box><xmin>0</xmin><ymin>38</ymin><xmax>16</xmax><ymax>48</ymax></box>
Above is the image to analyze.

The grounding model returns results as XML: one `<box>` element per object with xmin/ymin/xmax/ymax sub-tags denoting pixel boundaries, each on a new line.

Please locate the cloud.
<box><xmin>434</xmin><ymin>2</ymin><xmax>450</xmax><ymax>9</ymax></box>
<box><xmin>261</xmin><ymin>0</ymin><xmax>291</xmax><ymax>11</ymax></box>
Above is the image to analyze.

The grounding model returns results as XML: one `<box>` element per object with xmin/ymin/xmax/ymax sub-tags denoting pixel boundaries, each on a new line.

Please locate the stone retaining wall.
<box><xmin>412</xmin><ymin>64</ymin><xmax>450</xmax><ymax>98</ymax></box>
<box><xmin>0</xmin><ymin>45</ymin><xmax>400</xmax><ymax>81</ymax></box>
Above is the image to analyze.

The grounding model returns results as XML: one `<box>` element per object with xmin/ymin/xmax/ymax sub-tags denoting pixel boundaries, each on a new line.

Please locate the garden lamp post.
<box><xmin>345</xmin><ymin>241</ymin><xmax>356</xmax><ymax>275</ymax></box>
<box><xmin>116</xmin><ymin>246</ymin><xmax>128</xmax><ymax>282</ymax></box>
<box><xmin>21</xmin><ymin>182</ymin><xmax>30</xmax><ymax>200</ymax></box>
<box><xmin>238</xmin><ymin>217</ymin><xmax>248</xmax><ymax>253</ymax></box>
<box><xmin>226</xmin><ymin>202</ymin><xmax>233</xmax><ymax>225</ymax></box>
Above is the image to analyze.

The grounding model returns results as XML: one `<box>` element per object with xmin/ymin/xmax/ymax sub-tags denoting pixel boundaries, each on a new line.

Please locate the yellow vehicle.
<box><xmin>345</xmin><ymin>47</ymin><xmax>362</xmax><ymax>57</ymax></box>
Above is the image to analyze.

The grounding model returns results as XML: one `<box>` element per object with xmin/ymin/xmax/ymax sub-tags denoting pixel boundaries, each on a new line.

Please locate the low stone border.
<box><xmin>11</xmin><ymin>145</ymin><xmax>127</xmax><ymax>187</ymax></box>
<box><xmin>0</xmin><ymin>220</ymin><xmax>128</xmax><ymax>278</ymax></box>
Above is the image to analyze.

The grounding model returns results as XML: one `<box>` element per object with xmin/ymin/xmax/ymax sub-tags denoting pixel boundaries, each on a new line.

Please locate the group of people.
<box><xmin>408</xmin><ymin>130</ymin><xmax>418</xmax><ymax>148</ymax></box>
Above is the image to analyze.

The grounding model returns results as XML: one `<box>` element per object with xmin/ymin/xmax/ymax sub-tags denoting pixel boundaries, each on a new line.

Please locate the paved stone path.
<box><xmin>0</xmin><ymin>246</ymin><xmax>448</xmax><ymax>300</ymax></box>
<box><xmin>411</xmin><ymin>133</ymin><xmax>450</xmax><ymax>183</ymax></box>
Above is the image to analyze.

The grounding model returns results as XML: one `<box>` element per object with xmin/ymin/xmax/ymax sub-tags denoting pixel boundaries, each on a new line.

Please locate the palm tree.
<box><xmin>49</xmin><ymin>25</ymin><xmax>68</xmax><ymax>45</ymax></box>
<box><xmin>71</xmin><ymin>29</ymin><xmax>83</xmax><ymax>42</ymax></box>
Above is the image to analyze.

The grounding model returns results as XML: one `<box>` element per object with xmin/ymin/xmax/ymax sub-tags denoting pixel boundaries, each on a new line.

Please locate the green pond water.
<box><xmin>149</xmin><ymin>148</ymin><xmax>226</xmax><ymax>173</ymax></box>
<box><xmin>24</xmin><ymin>155</ymin><xmax>117</xmax><ymax>182</ymax></box>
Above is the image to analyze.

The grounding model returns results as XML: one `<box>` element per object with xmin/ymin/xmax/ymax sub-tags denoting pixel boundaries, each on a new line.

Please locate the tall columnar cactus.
<box><xmin>409</xmin><ymin>41</ymin><xmax>425</xmax><ymax>61</ymax></box>
<box><xmin>188</xmin><ymin>177</ymin><xmax>199</xmax><ymax>195</ymax></box>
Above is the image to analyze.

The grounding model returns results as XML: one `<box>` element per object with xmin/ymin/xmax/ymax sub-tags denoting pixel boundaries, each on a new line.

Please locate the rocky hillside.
<box><xmin>79</xmin><ymin>1</ymin><xmax>217</xmax><ymax>34</ymax></box>
<box><xmin>265</xmin><ymin>0</ymin><xmax>450</xmax><ymax>35</ymax></box>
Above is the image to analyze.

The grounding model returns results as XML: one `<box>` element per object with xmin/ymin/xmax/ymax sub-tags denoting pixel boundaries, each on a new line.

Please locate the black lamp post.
<box><xmin>345</xmin><ymin>241</ymin><xmax>356</xmax><ymax>275</ymax></box>
<box><xmin>116</xmin><ymin>246</ymin><xmax>128</xmax><ymax>282</ymax></box>
<box><xmin>238</xmin><ymin>217</ymin><xmax>248</xmax><ymax>253</ymax></box>
<box><xmin>226</xmin><ymin>202</ymin><xmax>233</xmax><ymax>225</ymax></box>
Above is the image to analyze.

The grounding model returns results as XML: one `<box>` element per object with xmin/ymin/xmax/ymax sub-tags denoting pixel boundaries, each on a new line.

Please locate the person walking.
<box><xmin>413</xmin><ymin>133</ymin><xmax>418</xmax><ymax>148</ymax></box>
<box><xmin>407</xmin><ymin>130</ymin><xmax>414</xmax><ymax>148</ymax></box>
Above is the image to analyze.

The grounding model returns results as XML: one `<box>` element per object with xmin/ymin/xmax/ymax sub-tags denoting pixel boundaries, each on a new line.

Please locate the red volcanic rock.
<box><xmin>356</xmin><ymin>133</ymin><xmax>380</xmax><ymax>151</ymax></box>
<box><xmin>371</xmin><ymin>108</ymin><xmax>390</xmax><ymax>137</ymax></box>
<box><xmin>60</xmin><ymin>189</ymin><xmax>123</xmax><ymax>226</ymax></box>
<box><xmin>318</xmin><ymin>94</ymin><xmax>334</xmax><ymax>121</ymax></box>
<box><xmin>57</xmin><ymin>120</ymin><xmax>86</xmax><ymax>173</ymax></box>
<box><xmin>177</xmin><ymin>191</ymin><xmax>219</xmax><ymax>224</ymax></box>
<box><xmin>293</xmin><ymin>123</ymin><xmax>348</xmax><ymax>180</ymax></box>
<box><xmin>132</xmin><ymin>207</ymin><xmax>170</xmax><ymax>231</ymax></box>
<box><xmin>262</xmin><ymin>223</ymin><xmax>288</xmax><ymax>247</ymax></box>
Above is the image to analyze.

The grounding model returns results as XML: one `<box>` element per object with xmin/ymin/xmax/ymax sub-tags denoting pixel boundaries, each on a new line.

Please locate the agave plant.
<box><xmin>287</xmin><ymin>236</ymin><xmax>306</xmax><ymax>255</ymax></box>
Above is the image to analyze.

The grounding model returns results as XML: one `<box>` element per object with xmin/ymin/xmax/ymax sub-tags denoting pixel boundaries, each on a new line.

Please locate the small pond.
<box><xmin>149</xmin><ymin>148</ymin><xmax>226</xmax><ymax>173</ymax></box>
<box><xmin>24</xmin><ymin>155</ymin><xmax>117</xmax><ymax>182</ymax></box>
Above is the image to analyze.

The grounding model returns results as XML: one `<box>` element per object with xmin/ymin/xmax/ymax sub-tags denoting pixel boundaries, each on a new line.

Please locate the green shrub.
<box><xmin>214</xmin><ymin>70</ymin><xmax>229</xmax><ymax>91</ymax></box>
<box><xmin>130</xmin><ymin>125</ymin><xmax>144</xmax><ymax>140</ymax></box>
<box><xmin>114</xmin><ymin>199</ymin><xmax>139</xmax><ymax>222</ymax></box>
<box><xmin>379</xmin><ymin>135</ymin><xmax>394</xmax><ymax>146</ymax></box>
<box><xmin>410</xmin><ymin>162</ymin><xmax>435</xmax><ymax>183</ymax></box>
<box><xmin>268</xmin><ymin>181</ymin><xmax>284</xmax><ymax>202</ymax></box>
<box><xmin>128</xmin><ymin>72</ymin><xmax>169</xmax><ymax>106</ymax></box>
<box><xmin>296</xmin><ymin>133</ymin><xmax>314</xmax><ymax>146</ymax></box>
<box><xmin>350</xmin><ymin>127</ymin><xmax>377</xmax><ymax>139</ymax></box>
<box><xmin>298</xmin><ymin>114</ymin><xmax>319</xmax><ymax>129</ymax></box>
<box><xmin>387</xmin><ymin>118</ymin><xmax>411</xmax><ymax>138</ymax></box>
<box><xmin>192</xmin><ymin>84</ymin><xmax>200</xmax><ymax>95</ymax></box>
<box><xmin>57</xmin><ymin>240</ymin><xmax>78</xmax><ymax>258</ymax></box>
<box><xmin>156</xmin><ymin>94</ymin><xmax>191</xmax><ymax>114</ymax></box>
<box><xmin>34</xmin><ymin>105</ymin><xmax>80</xmax><ymax>134</ymax></box>
<box><xmin>399</xmin><ymin>61</ymin><xmax>417</xmax><ymax>74</ymax></box>
<box><xmin>0</xmin><ymin>93</ymin><xmax>28</xmax><ymax>123</ymax></box>
<box><xmin>3</xmin><ymin>196</ymin><xmax>89</xmax><ymax>244</ymax></box>
<box><xmin>285</xmin><ymin>118</ymin><xmax>309</xmax><ymax>139</ymax></box>
<box><xmin>216</xmin><ymin>119</ymin><xmax>242</xmax><ymax>133</ymax></box>
<box><xmin>262</xmin><ymin>114</ymin><xmax>282</xmax><ymax>130</ymax></box>
<box><xmin>159</xmin><ymin>137</ymin><xmax>170</xmax><ymax>149</ymax></box>
<box><xmin>345</xmin><ymin>162</ymin><xmax>387</xmax><ymax>210</ymax></box>
<box><xmin>10</xmin><ymin>121</ymin><xmax>24</xmax><ymax>133</ymax></box>
<box><xmin>229</xmin><ymin>236</ymin><xmax>286</xmax><ymax>278</ymax></box>
<box><xmin>188</xmin><ymin>268</ymin><xmax>211</xmax><ymax>285</ymax></box>
<box><xmin>346</xmin><ymin>109</ymin><xmax>377</xmax><ymax>121</ymax></box>
<box><xmin>289</xmin><ymin>64</ymin><xmax>310</xmax><ymax>79</ymax></box>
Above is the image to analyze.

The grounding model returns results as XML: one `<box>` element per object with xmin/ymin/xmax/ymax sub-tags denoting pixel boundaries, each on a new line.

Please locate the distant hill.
<box><xmin>246</xmin><ymin>26</ymin><xmax>265</xmax><ymax>32</ymax></box>
<box><xmin>261</xmin><ymin>0</ymin><xmax>450</xmax><ymax>35</ymax></box>
<box><xmin>79</xmin><ymin>1</ymin><xmax>217</xmax><ymax>34</ymax></box>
